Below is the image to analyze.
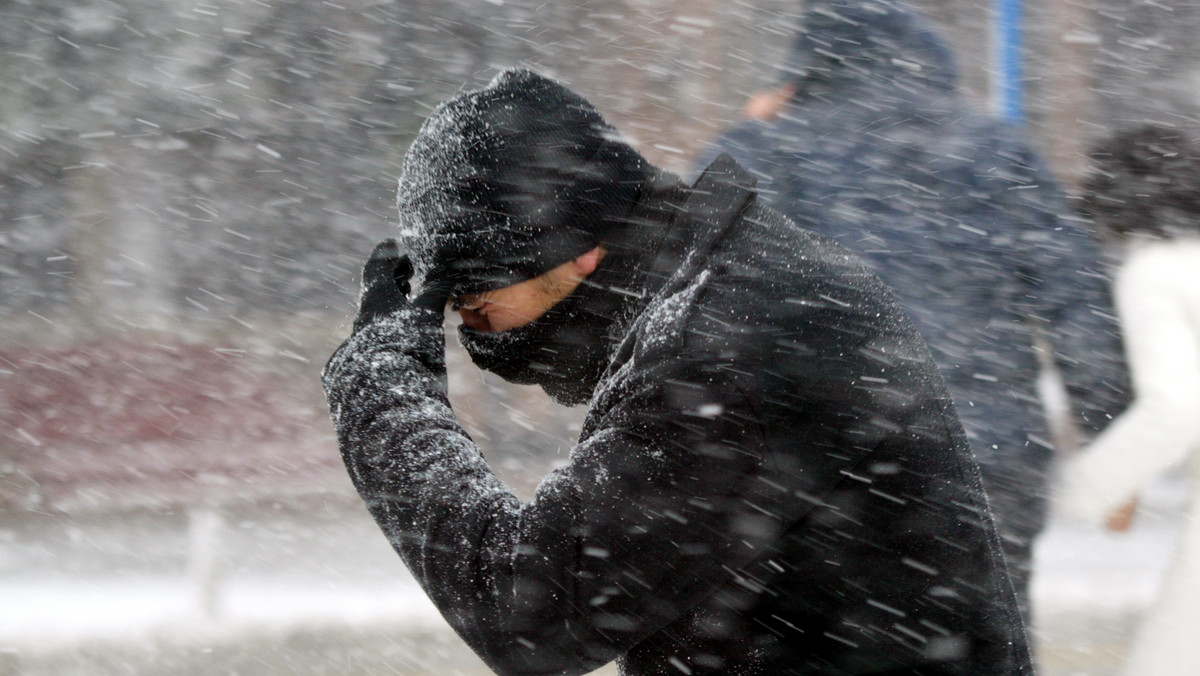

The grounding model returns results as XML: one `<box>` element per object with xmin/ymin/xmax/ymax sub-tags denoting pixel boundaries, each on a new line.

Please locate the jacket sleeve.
<box><xmin>1059</xmin><ymin>248</ymin><xmax>1200</xmax><ymax>520</ymax></box>
<box><xmin>1001</xmin><ymin>143</ymin><xmax>1131</xmax><ymax>437</ymax></box>
<box><xmin>322</xmin><ymin>288</ymin><xmax>773</xmax><ymax>675</ymax></box>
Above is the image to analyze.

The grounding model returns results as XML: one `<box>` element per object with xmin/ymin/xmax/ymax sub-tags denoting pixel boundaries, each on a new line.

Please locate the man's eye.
<box><xmin>452</xmin><ymin>297</ymin><xmax>486</xmax><ymax>312</ymax></box>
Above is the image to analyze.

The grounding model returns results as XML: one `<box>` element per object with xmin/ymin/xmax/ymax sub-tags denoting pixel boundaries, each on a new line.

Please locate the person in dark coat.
<box><xmin>323</xmin><ymin>68</ymin><xmax>1033</xmax><ymax>675</ymax></box>
<box><xmin>699</xmin><ymin>0</ymin><xmax>1129</xmax><ymax>621</ymax></box>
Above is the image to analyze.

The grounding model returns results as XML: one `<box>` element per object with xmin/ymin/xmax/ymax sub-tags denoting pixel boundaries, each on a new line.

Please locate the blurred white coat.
<box><xmin>1060</xmin><ymin>238</ymin><xmax>1200</xmax><ymax>676</ymax></box>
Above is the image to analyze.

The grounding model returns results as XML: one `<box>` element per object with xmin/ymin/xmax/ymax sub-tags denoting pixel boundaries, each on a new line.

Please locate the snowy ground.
<box><xmin>0</xmin><ymin>477</ymin><xmax>1185</xmax><ymax>675</ymax></box>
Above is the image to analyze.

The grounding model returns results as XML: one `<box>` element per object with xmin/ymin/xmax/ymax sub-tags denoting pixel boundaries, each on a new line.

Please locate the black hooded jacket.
<box><xmin>323</xmin><ymin>154</ymin><xmax>1033</xmax><ymax>675</ymax></box>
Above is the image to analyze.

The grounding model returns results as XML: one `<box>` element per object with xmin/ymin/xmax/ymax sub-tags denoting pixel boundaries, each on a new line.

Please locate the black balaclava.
<box><xmin>396</xmin><ymin>68</ymin><xmax>661</xmax><ymax>402</ymax></box>
<box><xmin>455</xmin><ymin>272</ymin><xmax>614</xmax><ymax>404</ymax></box>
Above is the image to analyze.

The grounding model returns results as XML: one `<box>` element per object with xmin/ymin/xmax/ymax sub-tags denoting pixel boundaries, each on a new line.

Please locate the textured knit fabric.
<box><xmin>397</xmin><ymin>68</ymin><xmax>650</xmax><ymax>299</ymax></box>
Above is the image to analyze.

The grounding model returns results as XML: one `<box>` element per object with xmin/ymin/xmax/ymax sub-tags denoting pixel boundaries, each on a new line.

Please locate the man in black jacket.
<box><xmin>323</xmin><ymin>68</ymin><xmax>1033</xmax><ymax>675</ymax></box>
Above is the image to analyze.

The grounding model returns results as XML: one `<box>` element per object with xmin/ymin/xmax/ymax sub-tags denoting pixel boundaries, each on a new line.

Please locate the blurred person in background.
<box><xmin>699</xmin><ymin>0</ymin><xmax>1129</xmax><ymax>623</ymax></box>
<box><xmin>1059</xmin><ymin>124</ymin><xmax>1200</xmax><ymax>676</ymax></box>
<box><xmin>322</xmin><ymin>68</ymin><xmax>1034</xmax><ymax>675</ymax></box>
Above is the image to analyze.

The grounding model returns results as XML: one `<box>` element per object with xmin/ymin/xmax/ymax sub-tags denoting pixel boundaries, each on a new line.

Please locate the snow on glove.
<box><xmin>353</xmin><ymin>238</ymin><xmax>415</xmax><ymax>331</ymax></box>
<box><xmin>323</xmin><ymin>238</ymin><xmax>448</xmax><ymax>417</ymax></box>
<box><xmin>354</xmin><ymin>238</ymin><xmax>452</xmax><ymax>326</ymax></box>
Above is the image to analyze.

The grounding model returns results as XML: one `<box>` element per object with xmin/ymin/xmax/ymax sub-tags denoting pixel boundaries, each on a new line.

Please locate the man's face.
<box><xmin>451</xmin><ymin>247</ymin><xmax>604</xmax><ymax>332</ymax></box>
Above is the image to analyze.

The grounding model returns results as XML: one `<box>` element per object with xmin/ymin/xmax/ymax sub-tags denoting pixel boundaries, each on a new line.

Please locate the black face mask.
<box><xmin>457</xmin><ymin>294</ymin><xmax>610</xmax><ymax>406</ymax></box>
<box><xmin>456</xmin><ymin>276</ymin><xmax>625</xmax><ymax>406</ymax></box>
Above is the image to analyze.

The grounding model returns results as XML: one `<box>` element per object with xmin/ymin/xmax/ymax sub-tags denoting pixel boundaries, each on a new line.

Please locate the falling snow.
<box><xmin>4</xmin><ymin>0</ymin><xmax>1200</xmax><ymax>674</ymax></box>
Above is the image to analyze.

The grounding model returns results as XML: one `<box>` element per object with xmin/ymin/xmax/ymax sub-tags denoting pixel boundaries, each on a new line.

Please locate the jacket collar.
<box><xmin>584</xmin><ymin>153</ymin><xmax>758</xmax><ymax>330</ymax></box>
<box><xmin>643</xmin><ymin>153</ymin><xmax>757</xmax><ymax>300</ymax></box>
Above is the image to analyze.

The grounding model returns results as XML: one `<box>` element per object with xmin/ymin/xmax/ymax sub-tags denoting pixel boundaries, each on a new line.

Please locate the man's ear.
<box><xmin>571</xmin><ymin>246</ymin><xmax>606</xmax><ymax>278</ymax></box>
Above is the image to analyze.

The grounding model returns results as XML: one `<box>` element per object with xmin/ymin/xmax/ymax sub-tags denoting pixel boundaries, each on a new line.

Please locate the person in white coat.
<box><xmin>1060</xmin><ymin>124</ymin><xmax>1200</xmax><ymax>676</ymax></box>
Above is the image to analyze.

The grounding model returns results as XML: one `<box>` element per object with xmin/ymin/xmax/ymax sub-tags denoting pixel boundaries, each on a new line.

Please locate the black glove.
<box><xmin>354</xmin><ymin>239</ymin><xmax>412</xmax><ymax>331</ymax></box>
<box><xmin>354</xmin><ymin>238</ymin><xmax>452</xmax><ymax>329</ymax></box>
<box><xmin>325</xmin><ymin>239</ymin><xmax>448</xmax><ymax>398</ymax></box>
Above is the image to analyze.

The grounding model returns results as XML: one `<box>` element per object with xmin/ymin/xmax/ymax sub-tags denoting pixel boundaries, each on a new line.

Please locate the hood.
<box><xmin>395</xmin><ymin>68</ymin><xmax>650</xmax><ymax>300</ymax></box>
<box><xmin>781</xmin><ymin>0</ymin><xmax>959</xmax><ymax>96</ymax></box>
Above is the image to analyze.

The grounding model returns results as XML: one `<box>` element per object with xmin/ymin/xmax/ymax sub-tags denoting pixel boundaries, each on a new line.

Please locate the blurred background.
<box><xmin>2</xmin><ymin>1</ymin><xmax>1198</xmax><ymax>674</ymax></box>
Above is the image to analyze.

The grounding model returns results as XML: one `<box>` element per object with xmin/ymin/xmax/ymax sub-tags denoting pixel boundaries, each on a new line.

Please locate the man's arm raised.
<box><xmin>323</xmin><ymin>244</ymin><xmax>773</xmax><ymax>675</ymax></box>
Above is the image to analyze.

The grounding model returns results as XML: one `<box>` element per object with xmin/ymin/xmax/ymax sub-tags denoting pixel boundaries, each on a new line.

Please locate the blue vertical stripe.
<box><xmin>995</xmin><ymin>0</ymin><xmax>1025</xmax><ymax>123</ymax></box>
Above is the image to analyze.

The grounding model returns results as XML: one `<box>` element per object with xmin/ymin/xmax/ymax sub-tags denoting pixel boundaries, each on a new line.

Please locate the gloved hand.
<box><xmin>354</xmin><ymin>239</ymin><xmax>449</xmax><ymax>331</ymax></box>
<box><xmin>324</xmin><ymin>239</ymin><xmax>448</xmax><ymax>397</ymax></box>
